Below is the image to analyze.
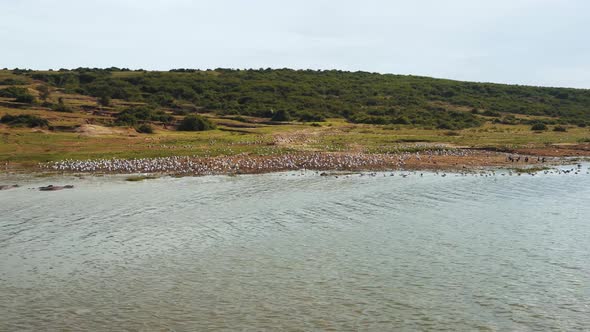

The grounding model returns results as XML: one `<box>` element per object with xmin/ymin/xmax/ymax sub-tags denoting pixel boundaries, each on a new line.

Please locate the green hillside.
<box><xmin>3</xmin><ymin>67</ymin><xmax>590</xmax><ymax>130</ymax></box>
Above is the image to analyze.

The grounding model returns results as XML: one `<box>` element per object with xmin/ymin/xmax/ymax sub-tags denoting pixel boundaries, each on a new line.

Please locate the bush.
<box><xmin>52</xmin><ymin>98</ymin><xmax>73</xmax><ymax>112</ymax></box>
<box><xmin>271</xmin><ymin>109</ymin><xmax>291</xmax><ymax>122</ymax></box>
<box><xmin>98</xmin><ymin>95</ymin><xmax>111</xmax><ymax>107</ymax></box>
<box><xmin>149</xmin><ymin>92</ymin><xmax>175</xmax><ymax>107</ymax></box>
<box><xmin>499</xmin><ymin>115</ymin><xmax>518</xmax><ymax>125</ymax></box>
<box><xmin>1</xmin><ymin>114</ymin><xmax>49</xmax><ymax>127</ymax></box>
<box><xmin>230</xmin><ymin>115</ymin><xmax>250</xmax><ymax>123</ymax></box>
<box><xmin>115</xmin><ymin>106</ymin><xmax>174</xmax><ymax>126</ymax></box>
<box><xmin>36</xmin><ymin>85</ymin><xmax>50</xmax><ymax>101</ymax></box>
<box><xmin>172</xmin><ymin>109</ymin><xmax>189</xmax><ymax>116</ymax></box>
<box><xmin>531</xmin><ymin>123</ymin><xmax>548</xmax><ymax>131</ymax></box>
<box><xmin>482</xmin><ymin>110</ymin><xmax>501</xmax><ymax>117</ymax></box>
<box><xmin>115</xmin><ymin>113</ymin><xmax>138</xmax><ymax>126</ymax></box>
<box><xmin>0</xmin><ymin>87</ymin><xmax>26</xmax><ymax>97</ymax></box>
<box><xmin>0</xmin><ymin>78</ymin><xmax>27</xmax><ymax>85</ymax></box>
<box><xmin>437</xmin><ymin>122</ymin><xmax>456</xmax><ymax>130</ymax></box>
<box><xmin>553</xmin><ymin>125</ymin><xmax>567</xmax><ymax>132</ymax></box>
<box><xmin>177</xmin><ymin>115</ymin><xmax>215</xmax><ymax>131</ymax></box>
<box><xmin>392</xmin><ymin>116</ymin><xmax>410</xmax><ymax>125</ymax></box>
<box><xmin>0</xmin><ymin>87</ymin><xmax>36</xmax><ymax>103</ymax></box>
<box><xmin>52</xmin><ymin>103</ymin><xmax>73</xmax><ymax>112</ymax></box>
<box><xmin>298</xmin><ymin>111</ymin><xmax>325</xmax><ymax>122</ymax></box>
<box><xmin>136</xmin><ymin>124</ymin><xmax>154</xmax><ymax>134</ymax></box>
<box><xmin>15</xmin><ymin>94</ymin><xmax>36</xmax><ymax>104</ymax></box>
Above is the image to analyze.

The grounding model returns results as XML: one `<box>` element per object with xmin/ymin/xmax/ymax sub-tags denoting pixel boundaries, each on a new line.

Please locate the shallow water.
<box><xmin>1</xmin><ymin>167</ymin><xmax>590</xmax><ymax>331</ymax></box>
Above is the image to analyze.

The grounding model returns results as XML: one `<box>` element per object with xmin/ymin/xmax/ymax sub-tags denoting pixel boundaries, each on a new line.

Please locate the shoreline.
<box><xmin>2</xmin><ymin>149</ymin><xmax>589</xmax><ymax>178</ymax></box>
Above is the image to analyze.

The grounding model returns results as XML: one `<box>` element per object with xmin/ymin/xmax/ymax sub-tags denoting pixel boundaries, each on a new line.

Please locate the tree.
<box><xmin>177</xmin><ymin>115</ymin><xmax>215</xmax><ymax>131</ymax></box>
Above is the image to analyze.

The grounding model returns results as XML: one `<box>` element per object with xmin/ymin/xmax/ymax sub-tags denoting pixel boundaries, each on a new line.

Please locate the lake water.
<box><xmin>1</xmin><ymin>167</ymin><xmax>589</xmax><ymax>331</ymax></box>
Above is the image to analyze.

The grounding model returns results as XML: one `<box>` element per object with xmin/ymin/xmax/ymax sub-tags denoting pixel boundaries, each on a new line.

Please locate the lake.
<box><xmin>1</xmin><ymin>166</ymin><xmax>589</xmax><ymax>331</ymax></box>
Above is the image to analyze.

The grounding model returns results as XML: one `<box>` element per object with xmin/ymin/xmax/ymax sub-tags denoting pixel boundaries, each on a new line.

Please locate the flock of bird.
<box><xmin>39</xmin><ymin>150</ymin><xmax>589</xmax><ymax>178</ymax></box>
<box><xmin>43</xmin><ymin>150</ymin><xmax>484</xmax><ymax>175</ymax></box>
<box><xmin>2</xmin><ymin>153</ymin><xmax>587</xmax><ymax>192</ymax></box>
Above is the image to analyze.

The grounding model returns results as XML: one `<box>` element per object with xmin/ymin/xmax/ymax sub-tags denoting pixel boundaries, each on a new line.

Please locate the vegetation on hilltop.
<box><xmin>1</xmin><ymin>67</ymin><xmax>587</xmax><ymax>130</ymax></box>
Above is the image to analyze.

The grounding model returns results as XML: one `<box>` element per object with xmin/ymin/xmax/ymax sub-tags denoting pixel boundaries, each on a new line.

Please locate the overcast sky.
<box><xmin>1</xmin><ymin>0</ymin><xmax>589</xmax><ymax>88</ymax></box>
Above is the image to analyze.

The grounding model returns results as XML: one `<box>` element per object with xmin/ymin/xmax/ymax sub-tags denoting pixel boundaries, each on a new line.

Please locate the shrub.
<box><xmin>172</xmin><ymin>109</ymin><xmax>189</xmax><ymax>116</ymax></box>
<box><xmin>115</xmin><ymin>106</ymin><xmax>174</xmax><ymax>126</ymax></box>
<box><xmin>0</xmin><ymin>87</ymin><xmax>36</xmax><ymax>103</ymax></box>
<box><xmin>36</xmin><ymin>85</ymin><xmax>50</xmax><ymax>101</ymax></box>
<box><xmin>437</xmin><ymin>122</ymin><xmax>455</xmax><ymax>130</ymax></box>
<box><xmin>298</xmin><ymin>111</ymin><xmax>325</xmax><ymax>122</ymax></box>
<box><xmin>149</xmin><ymin>92</ymin><xmax>175</xmax><ymax>107</ymax></box>
<box><xmin>52</xmin><ymin>103</ymin><xmax>73</xmax><ymax>112</ymax></box>
<box><xmin>482</xmin><ymin>110</ymin><xmax>501</xmax><ymax>117</ymax></box>
<box><xmin>271</xmin><ymin>109</ymin><xmax>291</xmax><ymax>122</ymax></box>
<box><xmin>52</xmin><ymin>98</ymin><xmax>73</xmax><ymax>112</ymax></box>
<box><xmin>0</xmin><ymin>78</ymin><xmax>27</xmax><ymax>85</ymax></box>
<box><xmin>392</xmin><ymin>116</ymin><xmax>410</xmax><ymax>125</ymax></box>
<box><xmin>531</xmin><ymin>123</ymin><xmax>548</xmax><ymax>131</ymax></box>
<box><xmin>15</xmin><ymin>94</ymin><xmax>36</xmax><ymax>104</ymax></box>
<box><xmin>98</xmin><ymin>95</ymin><xmax>111</xmax><ymax>107</ymax></box>
<box><xmin>1</xmin><ymin>114</ymin><xmax>49</xmax><ymax>127</ymax></box>
<box><xmin>0</xmin><ymin>87</ymin><xmax>21</xmax><ymax>97</ymax></box>
<box><xmin>553</xmin><ymin>125</ymin><xmax>567</xmax><ymax>132</ymax></box>
<box><xmin>177</xmin><ymin>115</ymin><xmax>215</xmax><ymax>131</ymax></box>
<box><xmin>499</xmin><ymin>115</ymin><xmax>518</xmax><ymax>125</ymax></box>
<box><xmin>230</xmin><ymin>115</ymin><xmax>249</xmax><ymax>123</ymax></box>
<box><xmin>116</xmin><ymin>113</ymin><xmax>138</xmax><ymax>126</ymax></box>
<box><xmin>136</xmin><ymin>124</ymin><xmax>154</xmax><ymax>134</ymax></box>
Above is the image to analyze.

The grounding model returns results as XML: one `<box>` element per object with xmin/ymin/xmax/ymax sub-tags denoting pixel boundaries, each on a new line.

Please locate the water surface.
<box><xmin>1</xmin><ymin>168</ymin><xmax>589</xmax><ymax>331</ymax></box>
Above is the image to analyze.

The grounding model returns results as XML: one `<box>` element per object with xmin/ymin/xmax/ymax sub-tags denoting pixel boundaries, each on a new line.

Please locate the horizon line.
<box><xmin>3</xmin><ymin>66</ymin><xmax>589</xmax><ymax>91</ymax></box>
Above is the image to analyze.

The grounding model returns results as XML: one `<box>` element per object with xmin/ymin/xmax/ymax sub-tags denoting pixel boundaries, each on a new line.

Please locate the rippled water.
<box><xmin>1</xmin><ymin>167</ymin><xmax>590</xmax><ymax>331</ymax></box>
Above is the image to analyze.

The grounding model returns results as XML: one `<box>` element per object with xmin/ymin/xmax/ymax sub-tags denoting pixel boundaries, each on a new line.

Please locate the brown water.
<box><xmin>1</xmin><ymin>167</ymin><xmax>589</xmax><ymax>331</ymax></box>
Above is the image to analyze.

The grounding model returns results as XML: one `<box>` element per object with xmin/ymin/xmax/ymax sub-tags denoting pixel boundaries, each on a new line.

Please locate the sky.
<box><xmin>1</xmin><ymin>0</ymin><xmax>589</xmax><ymax>88</ymax></box>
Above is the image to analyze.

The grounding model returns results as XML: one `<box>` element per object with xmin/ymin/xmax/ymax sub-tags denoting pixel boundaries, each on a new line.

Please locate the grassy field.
<box><xmin>2</xmin><ymin>112</ymin><xmax>589</xmax><ymax>166</ymax></box>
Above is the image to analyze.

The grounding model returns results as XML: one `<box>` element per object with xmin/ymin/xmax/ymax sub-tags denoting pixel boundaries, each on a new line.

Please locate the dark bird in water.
<box><xmin>39</xmin><ymin>185</ymin><xmax>75</xmax><ymax>191</ymax></box>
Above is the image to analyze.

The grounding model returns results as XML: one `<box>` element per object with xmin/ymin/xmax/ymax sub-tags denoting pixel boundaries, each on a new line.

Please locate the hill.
<box><xmin>3</xmin><ymin>67</ymin><xmax>590</xmax><ymax>129</ymax></box>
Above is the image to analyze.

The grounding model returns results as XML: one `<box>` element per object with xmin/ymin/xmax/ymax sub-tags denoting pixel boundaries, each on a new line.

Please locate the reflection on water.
<box><xmin>1</xmin><ymin>168</ymin><xmax>590</xmax><ymax>331</ymax></box>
